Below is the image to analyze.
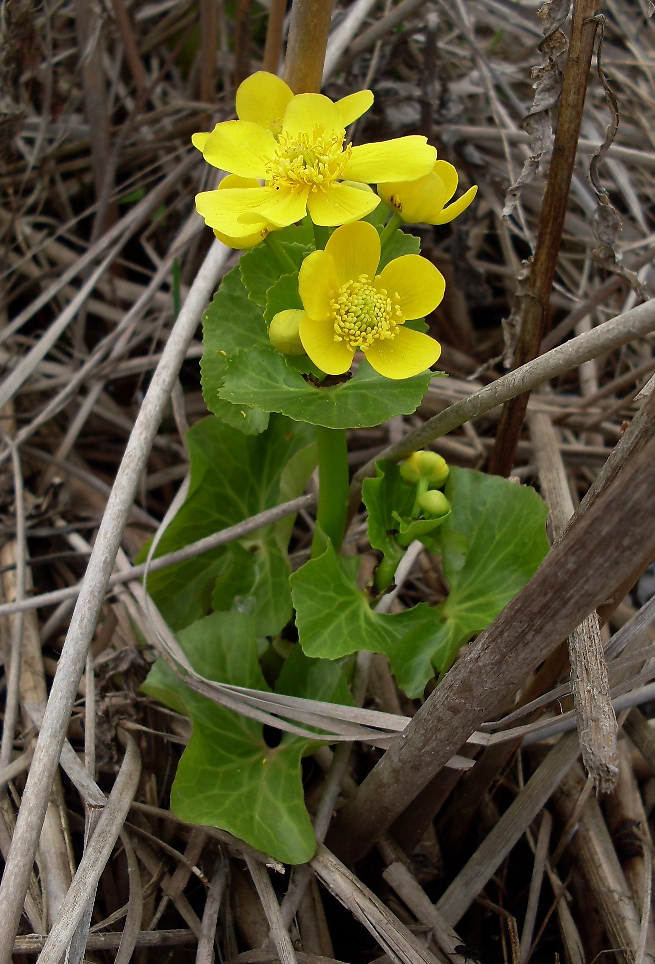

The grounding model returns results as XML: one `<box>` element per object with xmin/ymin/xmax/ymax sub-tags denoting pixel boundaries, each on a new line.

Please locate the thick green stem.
<box><xmin>379</xmin><ymin>211</ymin><xmax>403</xmax><ymax>249</ymax></box>
<box><xmin>312</xmin><ymin>427</ymin><xmax>349</xmax><ymax>557</ymax></box>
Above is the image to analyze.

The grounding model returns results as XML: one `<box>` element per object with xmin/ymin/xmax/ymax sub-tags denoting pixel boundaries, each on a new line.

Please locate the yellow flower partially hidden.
<box><xmin>296</xmin><ymin>221</ymin><xmax>444</xmax><ymax>380</ymax></box>
<box><xmin>378</xmin><ymin>160</ymin><xmax>477</xmax><ymax>225</ymax></box>
<box><xmin>212</xmin><ymin>175</ymin><xmax>277</xmax><ymax>249</ymax></box>
<box><xmin>193</xmin><ymin>71</ymin><xmax>437</xmax><ymax>238</ymax></box>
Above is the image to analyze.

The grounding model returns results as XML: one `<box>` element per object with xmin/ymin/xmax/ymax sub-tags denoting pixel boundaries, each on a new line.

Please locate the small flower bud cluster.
<box><xmin>400</xmin><ymin>450</ymin><xmax>451</xmax><ymax>519</ymax></box>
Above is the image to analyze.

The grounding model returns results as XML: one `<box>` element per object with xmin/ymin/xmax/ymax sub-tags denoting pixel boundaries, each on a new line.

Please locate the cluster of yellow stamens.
<box><xmin>330</xmin><ymin>276</ymin><xmax>403</xmax><ymax>351</ymax></box>
<box><xmin>265</xmin><ymin>129</ymin><xmax>351</xmax><ymax>191</ymax></box>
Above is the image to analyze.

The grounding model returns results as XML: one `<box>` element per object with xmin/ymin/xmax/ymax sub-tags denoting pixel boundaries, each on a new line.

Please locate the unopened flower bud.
<box><xmin>416</xmin><ymin>489</ymin><xmax>450</xmax><ymax>518</ymax></box>
<box><xmin>269</xmin><ymin>310</ymin><xmax>305</xmax><ymax>355</ymax></box>
<box><xmin>378</xmin><ymin>161</ymin><xmax>477</xmax><ymax>226</ymax></box>
<box><xmin>399</xmin><ymin>451</ymin><xmax>449</xmax><ymax>486</ymax></box>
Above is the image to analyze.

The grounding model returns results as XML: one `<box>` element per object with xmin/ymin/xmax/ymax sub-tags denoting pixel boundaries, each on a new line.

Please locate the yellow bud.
<box><xmin>378</xmin><ymin>161</ymin><xmax>477</xmax><ymax>226</ymax></box>
<box><xmin>416</xmin><ymin>489</ymin><xmax>450</xmax><ymax>518</ymax></box>
<box><xmin>399</xmin><ymin>451</ymin><xmax>449</xmax><ymax>486</ymax></box>
<box><xmin>269</xmin><ymin>310</ymin><xmax>306</xmax><ymax>355</ymax></box>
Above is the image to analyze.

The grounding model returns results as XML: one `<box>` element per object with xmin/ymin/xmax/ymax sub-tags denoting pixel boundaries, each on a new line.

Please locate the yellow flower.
<box><xmin>295</xmin><ymin>221</ymin><xmax>444</xmax><ymax>380</ymax></box>
<box><xmin>211</xmin><ymin>175</ymin><xmax>277</xmax><ymax>249</ymax></box>
<box><xmin>193</xmin><ymin>71</ymin><xmax>437</xmax><ymax>238</ymax></box>
<box><xmin>378</xmin><ymin>160</ymin><xmax>477</xmax><ymax>225</ymax></box>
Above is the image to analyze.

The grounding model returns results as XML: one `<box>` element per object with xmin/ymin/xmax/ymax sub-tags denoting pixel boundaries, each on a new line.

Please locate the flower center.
<box><xmin>330</xmin><ymin>276</ymin><xmax>403</xmax><ymax>351</ymax></box>
<box><xmin>265</xmin><ymin>128</ymin><xmax>351</xmax><ymax>192</ymax></box>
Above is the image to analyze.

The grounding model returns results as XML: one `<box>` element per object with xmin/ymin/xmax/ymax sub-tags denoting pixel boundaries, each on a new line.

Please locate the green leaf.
<box><xmin>394</xmin><ymin>512</ymin><xmax>450</xmax><ymax>548</ymax></box>
<box><xmin>363</xmin><ymin>205</ymin><xmax>421</xmax><ymax>267</ymax></box>
<box><xmin>219</xmin><ymin>348</ymin><xmax>432</xmax><ymax>429</ymax></box>
<box><xmin>145</xmin><ymin>415</ymin><xmax>314</xmax><ymax>634</ymax></box>
<box><xmin>379</xmin><ymin>227</ymin><xmax>421</xmax><ymax>270</ymax></box>
<box><xmin>276</xmin><ymin>645</ymin><xmax>353</xmax><ymax>712</ymax></box>
<box><xmin>291</xmin><ymin>540</ymin><xmax>433</xmax><ymax>660</ymax></box>
<box><xmin>264</xmin><ymin>271</ymin><xmax>303</xmax><ymax>326</ymax></box>
<box><xmin>362</xmin><ymin>460</ymin><xmax>416</xmax><ymax>559</ymax></box>
<box><xmin>363</xmin><ymin>204</ymin><xmax>391</xmax><ymax>229</ymax></box>
<box><xmin>201</xmin><ymin>263</ymin><xmax>271</xmax><ymax>433</ymax></box>
<box><xmin>240</xmin><ymin>238</ymin><xmax>312</xmax><ymax>307</ymax></box>
<box><xmin>386</xmin><ymin>467</ymin><xmax>550</xmax><ymax>694</ymax></box>
<box><xmin>142</xmin><ymin>612</ymin><xmax>320</xmax><ymax>864</ymax></box>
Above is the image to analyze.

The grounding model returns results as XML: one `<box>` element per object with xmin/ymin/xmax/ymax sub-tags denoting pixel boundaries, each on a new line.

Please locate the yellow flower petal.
<box><xmin>433</xmin><ymin>160</ymin><xmax>458</xmax><ymax>202</ymax></box>
<box><xmin>343</xmin><ymin>137</ymin><xmax>436</xmax><ymax>184</ymax></box>
<box><xmin>431</xmin><ymin>185</ymin><xmax>478</xmax><ymax>224</ymax></box>
<box><xmin>201</xmin><ymin>120</ymin><xmax>274</xmax><ymax>178</ymax></box>
<box><xmin>196</xmin><ymin>186</ymin><xmax>274</xmax><ymax>236</ymax></box>
<box><xmin>378</xmin><ymin>170</ymin><xmax>450</xmax><ymax>224</ymax></box>
<box><xmin>377</xmin><ymin>255</ymin><xmax>446</xmax><ymax>319</ymax></box>
<box><xmin>418</xmin><ymin>173</ymin><xmax>454</xmax><ymax>222</ymax></box>
<box><xmin>256</xmin><ymin>185</ymin><xmax>310</xmax><ymax>226</ymax></box>
<box><xmin>282</xmin><ymin>93</ymin><xmax>344</xmax><ymax>140</ymax></box>
<box><xmin>192</xmin><ymin>131</ymin><xmax>211</xmax><ymax>152</ymax></box>
<box><xmin>235</xmin><ymin>71</ymin><xmax>293</xmax><ymax>132</ymax></box>
<box><xmin>218</xmin><ymin>174</ymin><xmax>263</xmax><ymax>190</ymax></box>
<box><xmin>299</xmin><ymin>314</ymin><xmax>355</xmax><ymax>375</ymax></box>
<box><xmin>213</xmin><ymin>226</ymin><xmax>269</xmax><ymax>249</ymax></box>
<box><xmin>365</xmin><ymin>327</ymin><xmax>441</xmax><ymax>380</ymax></box>
<box><xmin>336</xmin><ymin>89</ymin><xmax>374</xmax><ymax>127</ymax></box>
<box><xmin>298</xmin><ymin>251</ymin><xmax>338</xmax><ymax>320</ymax></box>
<box><xmin>205</xmin><ymin>175</ymin><xmax>279</xmax><ymax>245</ymax></box>
<box><xmin>324</xmin><ymin>221</ymin><xmax>380</xmax><ymax>288</ymax></box>
<box><xmin>307</xmin><ymin>182</ymin><xmax>379</xmax><ymax>227</ymax></box>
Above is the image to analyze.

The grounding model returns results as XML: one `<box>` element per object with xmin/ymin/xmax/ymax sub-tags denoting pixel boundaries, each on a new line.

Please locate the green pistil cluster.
<box><xmin>331</xmin><ymin>276</ymin><xmax>402</xmax><ymax>351</ymax></box>
<box><xmin>266</xmin><ymin>130</ymin><xmax>350</xmax><ymax>189</ymax></box>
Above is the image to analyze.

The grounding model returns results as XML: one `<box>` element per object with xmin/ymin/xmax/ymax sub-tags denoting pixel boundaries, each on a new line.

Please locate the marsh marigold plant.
<box><xmin>193</xmin><ymin>71</ymin><xmax>437</xmax><ymax>237</ymax></box>
<box><xmin>136</xmin><ymin>67</ymin><xmax>553</xmax><ymax>872</ymax></box>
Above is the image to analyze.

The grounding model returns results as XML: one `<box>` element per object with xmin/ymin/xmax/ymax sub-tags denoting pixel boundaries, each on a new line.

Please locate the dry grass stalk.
<box><xmin>530</xmin><ymin>409</ymin><xmax>618</xmax><ymax>790</ymax></box>
<box><xmin>311</xmin><ymin>844</ymin><xmax>444</xmax><ymax>964</ymax></box>
<box><xmin>552</xmin><ymin>761</ymin><xmax>650</xmax><ymax>964</ymax></box>
<box><xmin>489</xmin><ymin>0</ymin><xmax>604</xmax><ymax>475</ymax></box>
<box><xmin>605</xmin><ymin>742</ymin><xmax>655</xmax><ymax>959</ymax></box>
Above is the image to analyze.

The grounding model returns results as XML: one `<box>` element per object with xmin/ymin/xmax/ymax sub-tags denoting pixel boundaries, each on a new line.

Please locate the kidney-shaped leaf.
<box><xmin>291</xmin><ymin>540</ymin><xmax>434</xmax><ymax>660</ymax></box>
<box><xmin>219</xmin><ymin>349</ymin><xmax>433</xmax><ymax>430</ymax></box>
<box><xmin>386</xmin><ymin>466</ymin><xmax>550</xmax><ymax>694</ymax></box>
<box><xmin>143</xmin><ymin>612</ymin><xmax>349</xmax><ymax>864</ymax></box>
<box><xmin>145</xmin><ymin>415</ymin><xmax>314</xmax><ymax>634</ymax></box>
